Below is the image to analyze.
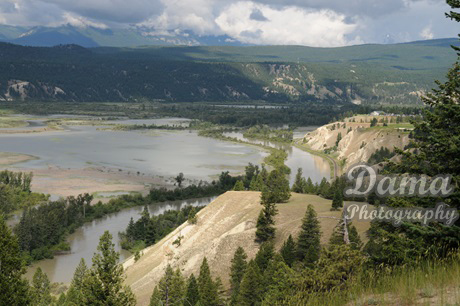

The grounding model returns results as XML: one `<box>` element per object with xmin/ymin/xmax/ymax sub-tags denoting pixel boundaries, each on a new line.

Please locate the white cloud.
<box><xmin>56</xmin><ymin>12</ymin><xmax>108</xmax><ymax>29</ymax></box>
<box><xmin>139</xmin><ymin>0</ymin><xmax>221</xmax><ymax>35</ymax></box>
<box><xmin>420</xmin><ymin>24</ymin><xmax>434</xmax><ymax>39</ymax></box>
<box><xmin>215</xmin><ymin>2</ymin><xmax>360</xmax><ymax>46</ymax></box>
<box><xmin>0</xmin><ymin>0</ymin><xmax>456</xmax><ymax>46</ymax></box>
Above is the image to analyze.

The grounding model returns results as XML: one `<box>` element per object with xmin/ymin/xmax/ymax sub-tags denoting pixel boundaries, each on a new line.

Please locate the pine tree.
<box><xmin>254</xmin><ymin>201</ymin><xmax>277</xmax><ymax>242</ymax></box>
<box><xmin>230</xmin><ymin>247</ymin><xmax>248</xmax><ymax>305</ymax></box>
<box><xmin>297</xmin><ymin>205</ymin><xmax>321</xmax><ymax>264</ymax></box>
<box><xmin>305</xmin><ymin>177</ymin><xmax>316</xmax><ymax>194</ymax></box>
<box><xmin>31</xmin><ymin>268</ymin><xmax>53</xmax><ymax>306</ymax></box>
<box><xmin>81</xmin><ymin>231</ymin><xmax>136</xmax><ymax>306</ymax></box>
<box><xmin>66</xmin><ymin>258</ymin><xmax>88</xmax><ymax>304</ymax></box>
<box><xmin>291</xmin><ymin>168</ymin><xmax>307</xmax><ymax>193</ymax></box>
<box><xmin>261</xmin><ymin>254</ymin><xmax>294</xmax><ymax>304</ymax></box>
<box><xmin>261</xmin><ymin>169</ymin><xmax>291</xmax><ymax>204</ymax></box>
<box><xmin>255</xmin><ymin>242</ymin><xmax>274</xmax><ymax>273</ymax></box>
<box><xmin>237</xmin><ymin>260</ymin><xmax>262</xmax><ymax>306</ymax></box>
<box><xmin>197</xmin><ymin>257</ymin><xmax>219</xmax><ymax>306</ymax></box>
<box><xmin>150</xmin><ymin>286</ymin><xmax>161</xmax><ymax>306</ymax></box>
<box><xmin>155</xmin><ymin>264</ymin><xmax>185</xmax><ymax>305</ymax></box>
<box><xmin>280</xmin><ymin>235</ymin><xmax>296</xmax><ymax>267</ymax></box>
<box><xmin>0</xmin><ymin>215</ymin><xmax>30</xmax><ymax>305</ymax></box>
<box><xmin>233</xmin><ymin>180</ymin><xmax>245</xmax><ymax>191</ymax></box>
<box><xmin>349</xmin><ymin>224</ymin><xmax>363</xmax><ymax>250</ymax></box>
<box><xmin>331</xmin><ymin>188</ymin><xmax>343</xmax><ymax>211</ymax></box>
<box><xmin>185</xmin><ymin>274</ymin><xmax>200</xmax><ymax>306</ymax></box>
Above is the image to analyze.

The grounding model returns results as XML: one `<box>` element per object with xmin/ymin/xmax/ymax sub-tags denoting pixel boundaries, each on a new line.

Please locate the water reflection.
<box><xmin>25</xmin><ymin>197</ymin><xmax>215</xmax><ymax>283</ymax></box>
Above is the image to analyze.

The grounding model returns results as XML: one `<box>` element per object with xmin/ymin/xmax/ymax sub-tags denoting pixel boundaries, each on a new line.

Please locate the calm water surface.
<box><xmin>25</xmin><ymin>197</ymin><xmax>215</xmax><ymax>283</ymax></box>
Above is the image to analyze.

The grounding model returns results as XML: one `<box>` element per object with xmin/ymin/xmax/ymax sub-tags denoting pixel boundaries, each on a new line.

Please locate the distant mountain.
<box><xmin>0</xmin><ymin>24</ymin><xmax>247</xmax><ymax>47</ymax></box>
<box><xmin>0</xmin><ymin>39</ymin><xmax>457</xmax><ymax>104</ymax></box>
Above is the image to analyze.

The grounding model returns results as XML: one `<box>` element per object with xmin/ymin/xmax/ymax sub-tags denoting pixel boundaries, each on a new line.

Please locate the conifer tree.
<box><xmin>185</xmin><ymin>274</ymin><xmax>200</xmax><ymax>306</ymax></box>
<box><xmin>237</xmin><ymin>260</ymin><xmax>262</xmax><ymax>306</ymax></box>
<box><xmin>31</xmin><ymin>268</ymin><xmax>52</xmax><ymax>306</ymax></box>
<box><xmin>255</xmin><ymin>242</ymin><xmax>274</xmax><ymax>273</ymax></box>
<box><xmin>331</xmin><ymin>188</ymin><xmax>343</xmax><ymax>211</ymax></box>
<box><xmin>297</xmin><ymin>205</ymin><xmax>321</xmax><ymax>264</ymax></box>
<box><xmin>249</xmin><ymin>175</ymin><xmax>264</xmax><ymax>191</ymax></box>
<box><xmin>197</xmin><ymin>257</ymin><xmax>219</xmax><ymax>306</ymax></box>
<box><xmin>149</xmin><ymin>286</ymin><xmax>161</xmax><ymax>306</ymax></box>
<box><xmin>233</xmin><ymin>180</ymin><xmax>245</xmax><ymax>191</ymax></box>
<box><xmin>280</xmin><ymin>235</ymin><xmax>296</xmax><ymax>267</ymax></box>
<box><xmin>81</xmin><ymin>231</ymin><xmax>136</xmax><ymax>306</ymax></box>
<box><xmin>0</xmin><ymin>215</ymin><xmax>30</xmax><ymax>305</ymax></box>
<box><xmin>261</xmin><ymin>169</ymin><xmax>290</xmax><ymax>204</ymax></box>
<box><xmin>154</xmin><ymin>265</ymin><xmax>185</xmax><ymax>305</ymax></box>
<box><xmin>305</xmin><ymin>177</ymin><xmax>316</xmax><ymax>194</ymax></box>
<box><xmin>66</xmin><ymin>258</ymin><xmax>88</xmax><ymax>304</ymax></box>
<box><xmin>261</xmin><ymin>255</ymin><xmax>294</xmax><ymax>304</ymax></box>
<box><xmin>230</xmin><ymin>247</ymin><xmax>248</xmax><ymax>305</ymax></box>
<box><xmin>254</xmin><ymin>202</ymin><xmax>277</xmax><ymax>242</ymax></box>
<box><xmin>291</xmin><ymin>168</ymin><xmax>307</xmax><ymax>193</ymax></box>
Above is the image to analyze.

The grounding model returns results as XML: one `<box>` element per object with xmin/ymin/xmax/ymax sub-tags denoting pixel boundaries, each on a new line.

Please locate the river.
<box><xmin>223</xmin><ymin>131</ymin><xmax>330</xmax><ymax>185</ymax></box>
<box><xmin>1</xmin><ymin>117</ymin><xmax>329</xmax><ymax>283</ymax></box>
<box><xmin>24</xmin><ymin>197</ymin><xmax>215</xmax><ymax>283</ymax></box>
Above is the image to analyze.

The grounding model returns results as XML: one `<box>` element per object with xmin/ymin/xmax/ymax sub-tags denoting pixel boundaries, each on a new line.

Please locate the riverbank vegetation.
<box><xmin>242</xmin><ymin>125</ymin><xmax>293</xmax><ymax>143</ymax></box>
<box><xmin>119</xmin><ymin>205</ymin><xmax>204</xmax><ymax>253</ymax></box>
<box><xmin>0</xmin><ymin>170</ymin><xmax>48</xmax><ymax>216</ymax></box>
<box><xmin>10</xmin><ymin>170</ymin><xmax>245</xmax><ymax>262</ymax></box>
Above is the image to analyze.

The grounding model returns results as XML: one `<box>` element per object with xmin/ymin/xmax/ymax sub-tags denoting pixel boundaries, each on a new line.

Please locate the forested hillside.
<box><xmin>0</xmin><ymin>39</ymin><xmax>457</xmax><ymax>104</ymax></box>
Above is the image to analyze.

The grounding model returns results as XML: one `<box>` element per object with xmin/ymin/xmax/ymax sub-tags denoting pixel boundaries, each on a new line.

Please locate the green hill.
<box><xmin>0</xmin><ymin>39</ymin><xmax>457</xmax><ymax>104</ymax></box>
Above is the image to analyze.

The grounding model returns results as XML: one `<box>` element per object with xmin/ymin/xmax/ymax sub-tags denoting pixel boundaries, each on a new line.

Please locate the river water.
<box><xmin>1</xmin><ymin>117</ymin><xmax>329</xmax><ymax>283</ymax></box>
<box><xmin>24</xmin><ymin>197</ymin><xmax>215</xmax><ymax>283</ymax></box>
<box><xmin>223</xmin><ymin>131</ymin><xmax>330</xmax><ymax>185</ymax></box>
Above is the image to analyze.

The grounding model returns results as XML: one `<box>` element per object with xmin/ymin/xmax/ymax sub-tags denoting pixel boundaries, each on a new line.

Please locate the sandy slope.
<box><xmin>303</xmin><ymin>116</ymin><xmax>410</xmax><ymax>169</ymax></box>
<box><xmin>123</xmin><ymin>191</ymin><xmax>370</xmax><ymax>305</ymax></box>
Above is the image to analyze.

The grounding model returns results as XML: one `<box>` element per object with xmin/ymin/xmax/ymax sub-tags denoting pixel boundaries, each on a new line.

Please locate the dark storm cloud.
<box><xmin>40</xmin><ymin>0</ymin><xmax>164</xmax><ymax>23</ymax></box>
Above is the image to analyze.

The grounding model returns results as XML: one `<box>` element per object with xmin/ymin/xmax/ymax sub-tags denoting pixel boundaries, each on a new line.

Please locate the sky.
<box><xmin>0</xmin><ymin>0</ymin><xmax>458</xmax><ymax>46</ymax></box>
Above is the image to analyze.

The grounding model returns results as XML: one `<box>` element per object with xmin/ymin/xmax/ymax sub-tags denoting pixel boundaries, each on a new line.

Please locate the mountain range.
<box><xmin>0</xmin><ymin>24</ymin><xmax>245</xmax><ymax>48</ymax></box>
<box><xmin>0</xmin><ymin>35</ymin><xmax>458</xmax><ymax>104</ymax></box>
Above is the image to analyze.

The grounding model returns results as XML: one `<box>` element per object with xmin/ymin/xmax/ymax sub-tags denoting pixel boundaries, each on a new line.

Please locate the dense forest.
<box><xmin>0</xmin><ymin>37</ymin><xmax>455</xmax><ymax>104</ymax></box>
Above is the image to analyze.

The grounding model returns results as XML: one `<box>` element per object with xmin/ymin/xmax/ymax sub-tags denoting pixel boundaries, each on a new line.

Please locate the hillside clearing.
<box><xmin>123</xmin><ymin>191</ymin><xmax>370</xmax><ymax>305</ymax></box>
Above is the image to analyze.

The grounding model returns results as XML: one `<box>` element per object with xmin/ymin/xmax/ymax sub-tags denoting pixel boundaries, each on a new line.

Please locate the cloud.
<box><xmin>58</xmin><ymin>12</ymin><xmax>108</xmax><ymax>29</ymax></box>
<box><xmin>0</xmin><ymin>0</ymin><xmax>457</xmax><ymax>46</ymax></box>
<box><xmin>215</xmin><ymin>2</ymin><xmax>360</xmax><ymax>46</ymax></box>
<box><xmin>41</xmin><ymin>0</ymin><xmax>163</xmax><ymax>23</ymax></box>
<box><xmin>420</xmin><ymin>24</ymin><xmax>434</xmax><ymax>39</ymax></box>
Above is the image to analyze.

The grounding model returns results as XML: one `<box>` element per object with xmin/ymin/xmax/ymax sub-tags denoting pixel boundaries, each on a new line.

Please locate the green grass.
<box><xmin>305</xmin><ymin>251</ymin><xmax>460</xmax><ymax>305</ymax></box>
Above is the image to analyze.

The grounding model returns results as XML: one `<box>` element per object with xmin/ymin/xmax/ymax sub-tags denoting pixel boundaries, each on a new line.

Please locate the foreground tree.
<box><xmin>66</xmin><ymin>258</ymin><xmax>88</xmax><ymax>304</ymax></box>
<box><xmin>151</xmin><ymin>264</ymin><xmax>185</xmax><ymax>306</ymax></box>
<box><xmin>261</xmin><ymin>169</ymin><xmax>291</xmax><ymax>204</ymax></box>
<box><xmin>81</xmin><ymin>231</ymin><xmax>136</xmax><ymax>306</ymax></box>
<box><xmin>297</xmin><ymin>205</ymin><xmax>321</xmax><ymax>264</ymax></box>
<box><xmin>331</xmin><ymin>188</ymin><xmax>343</xmax><ymax>211</ymax></box>
<box><xmin>197</xmin><ymin>257</ymin><xmax>220</xmax><ymax>306</ymax></box>
<box><xmin>0</xmin><ymin>215</ymin><xmax>30</xmax><ymax>305</ymax></box>
<box><xmin>280</xmin><ymin>235</ymin><xmax>296</xmax><ymax>267</ymax></box>
<box><xmin>291</xmin><ymin>168</ymin><xmax>307</xmax><ymax>193</ymax></box>
<box><xmin>233</xmin><ymin>180</ymin><xmax>245</xmax><ymax>191</ymax></box>
<box><xmin>237</xmin><ymin>260</ymin><xmax>262</xmax><ymax>306</ymax></box>
<box><xmin>184</xmin><ymin>274</ymin><xmax>200</xmax><ymax>306</ymax></box>
<box><xmin>230</xmin><ymin>247</ymin><xmax>248</xmax><ymax>305</ymax></box>
<box><xmin>255</xmin><ymin>202</ymin><xmax>277</xmax><ymax>243</ymax></box>
<box><xmin>366</xmin><ymin>1</ymin><xmax>460</xmax><ymax>264</ymax></box>
<box><xmin>31</xmin><ymin>268</ymin><xmax>52</xmax><ymax>306</ymax></box>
